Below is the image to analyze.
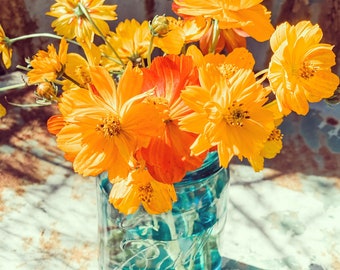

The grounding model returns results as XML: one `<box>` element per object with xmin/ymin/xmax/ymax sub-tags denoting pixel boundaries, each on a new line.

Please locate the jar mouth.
<box><xmin>177</xmin><ymin>151</ymin><xmax>221</xmax><ymax>185</ymax></box>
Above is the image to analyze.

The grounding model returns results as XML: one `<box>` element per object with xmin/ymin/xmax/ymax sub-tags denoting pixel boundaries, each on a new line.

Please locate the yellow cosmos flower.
<box><xmin>187</xmin><ymin>45</ymin><xmax>255</xmax><ymax>74</ymax></box>
<box><xmin>109</xmin><ymin>166</ymin><xmax>177</xmax><ymax>215</ymax></box>
<box><xmin>167</xmin><ymin>16</ymin><xmax>210</xmax><ymax>44</ymax></box>
<box><xmin>100</xmin><ymin>19</ymin><xmax>151</xmax><ymax>72</ymax></box>
<box><xmin>47</xmin><ymin>0</ymin><xmax>117</xmax><ymax>41</ymax></box>
<box><xmin>48</xmin><ymin>64</ymin><xmax>163</xmax><ymax>179</ymax></box>
<box><xmin>172</xmin><ymin>0</ymin><xmax>274</xmax><ymax>42</ymax></box>
<box><xmin>0</xmin><ymin>24</ymin><xmax>12</xmax><ymax>69</ymax></box>
<box><xmin>62</xmin><ymin>53</ymin><xmax>89</xmax><ymax>90</ymax></box>
<box><xmin>180</xmin><ymin>67</ymin><xmax>275</xmax><ymax>168</ymax></box>
<box><xmin>62</xmin><ymin>38</ymin><xmax>101</xmax><ymax>90</ymax></box>
<box><xmin>27</xmin><ymin>38</ymin><xmax>68</xmax><ymax>84</ymax></box>
<box><xmin>247</xmin><ymin>100</ymin><xmax>284</xmax><ymax>171</ymax></box>
<box><xmin>268</xmin><ymin>21</ymin><xmax>340</xmax><ymax>115</ymax></box>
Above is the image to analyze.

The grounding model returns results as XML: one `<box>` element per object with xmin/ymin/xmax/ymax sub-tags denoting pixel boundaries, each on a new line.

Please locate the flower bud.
<box><xmin>35</xmin><ymin>82</ymin><xmax>57</xmax><ymax>101</ymax></box>
<box><xmin>150</xmin><ymin>15</ymin><xmax>169</xmax><ymax>37</ymax></box>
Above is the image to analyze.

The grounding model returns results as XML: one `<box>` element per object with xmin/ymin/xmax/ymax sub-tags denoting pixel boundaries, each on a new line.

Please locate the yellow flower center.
<box><xmin>96</xmin><ymin>114</ymin><xmax>121</xmax><ymax>137</ymax></box>
<box><xmin>138</xmin><ymin>183</ymin><xmax>153</xmax><ymax>203</ymax></box>
<box><xmin>145</xmin><ymin>96</ymin><xmax>169</xmax><ymax>106</ymax></box>
<box><xmin>145</xmin><ymin>96</ymin><xmax>170</xmax><ymax>122</ymax></box>
<box><xmin>217</xmin><ymin>63</ymin><xmax>238</xmax><ymax>79</ymax></box>
<box><xmin>299</xmin><ymin>61</ymin><xmax>316</xmax><ymax>79</ymax></box>
<box><xmin>129</xmin><ymin>53</ymin><xmax>143</xmax><ymax>67</ymax></box>
<box><xmin>225</xmin><ymin>102</ymin><xmax>250</xmax><ymax>127</ymax></box>
<box><xmin>268</xmin><ymin>128</ymin><xmax>283</xmax><ymax>141</ymax></box>
<box><xmin>75</xmin><ymin>66</ymin><xmax>91</xmax><ymax>85</ymax></box>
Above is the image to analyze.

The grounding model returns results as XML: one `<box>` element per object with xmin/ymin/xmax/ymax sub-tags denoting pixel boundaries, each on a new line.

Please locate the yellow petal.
<box><xmin>0</xmin><ymin>103</ymin><xmax>6</xmax><ymax>118</ymax></box>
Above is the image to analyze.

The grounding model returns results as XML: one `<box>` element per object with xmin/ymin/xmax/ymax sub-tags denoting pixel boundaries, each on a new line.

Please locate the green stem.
<box><xmin>209</xmin><ymin>19</ymin><xmax>220</xmax><ymax>54</ymax></box>
<box><xmin>16</xmin><ymin>65</ymin><xmax>31</xmax><ymax>72</ymax></box>
<box><xmin>0</xmin><ymin>83</ymin><xmax>27</xmax><ymax>92</ymax></box>
<box><xmin>77</xmin><ymin>2</ymin><xmax>125</xmax><ymax>68</ymax></box>
<box><xmin>5</xmin><ymin>96</ymin><xmax>51</xmax><ymax>107</ymax></box>
<box><xmin>62</xmin><ymin>73</ymin><xmax>83</xmax><ymax>88</ymax></box>
<box><xmin>8</xmin><ymin>33</ymin><xmax>79</xmax><ymax>46</ymax></box>
<box><xmin>147</xmin><ymin>35</ymin><xmax>155</xmax><ymax>67</ymax></box>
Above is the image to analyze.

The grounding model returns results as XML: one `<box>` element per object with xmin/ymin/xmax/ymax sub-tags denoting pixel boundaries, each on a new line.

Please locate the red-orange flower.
<box><xmin>140</xmin><ymin>55</ymin><xmax>207</xmax><ymax>184</ymax></box>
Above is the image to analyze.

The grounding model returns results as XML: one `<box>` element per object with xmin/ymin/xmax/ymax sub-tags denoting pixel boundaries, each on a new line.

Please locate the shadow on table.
<box><xmin>222</xmin><ymin>258</ymin><xmax>266</xmax><ymax>270</ymax></box>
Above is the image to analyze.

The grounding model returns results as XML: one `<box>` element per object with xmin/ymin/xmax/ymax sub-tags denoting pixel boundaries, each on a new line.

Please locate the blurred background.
<box><xmin>0</xmin><ymin>0</ymin><xmax>339</xmax><ymax>75</ymax></box>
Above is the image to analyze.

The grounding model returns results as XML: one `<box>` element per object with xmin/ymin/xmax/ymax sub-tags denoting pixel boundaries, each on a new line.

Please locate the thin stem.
<box><xmin>77</xmin><ymin>2</ymin><xmax>125</xmax><ymax>68</ymax></box>
<box><xmin>209</xmin><ymin>19</ymin><xmax>220</xmax><ymax>54</ymax></box>
<box><xmin>62</xmin><ymin>73</ymin><xmax>82</xmax><ymax>88</ymax></box>
<box><xmin>5</xmin><ymin>96</ymin><xmax>51</xmax><ymax>107</ymax></box>
<box><xmin>147</xmin><ymin>35</ymin><xmax>155</xmax><ymax>67</ymax></box>
<box><xmin>16</xmin><ymin>65</ymin><xmax>31</xmax><ymax>72</ymax></box>
<box><xmin>8</xmin><ymin>33</ymin><xmax>79</xmax><ymax>46</ymax></box>
<box><xmin>101</xmin><ymin>53</ymin><xmax>124</xmax><ymax>65</ymax></box>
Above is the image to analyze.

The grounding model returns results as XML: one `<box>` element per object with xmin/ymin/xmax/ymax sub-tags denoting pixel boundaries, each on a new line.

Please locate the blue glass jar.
<box><xmin>97</xmin><ymin>151</ymin><xmax>230</xmax><ymax>270</ymax></box>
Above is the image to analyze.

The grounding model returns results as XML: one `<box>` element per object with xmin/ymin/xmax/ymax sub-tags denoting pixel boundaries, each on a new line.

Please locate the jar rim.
<box><xmin>176</xmin><ymin>151</ymin><xmax>222</xmax><ymax>186</ymax></box>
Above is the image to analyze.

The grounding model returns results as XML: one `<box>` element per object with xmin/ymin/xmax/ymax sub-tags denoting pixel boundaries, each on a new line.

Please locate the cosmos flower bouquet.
<box><xmin>0</xmin><ymin>0</ymin><xmax>339</xmax><ymax>217</ymax></box>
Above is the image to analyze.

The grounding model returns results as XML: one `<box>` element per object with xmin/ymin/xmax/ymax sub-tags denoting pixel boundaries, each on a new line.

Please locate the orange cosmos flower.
<box><xmin>100</xmin><ymin>19</ymin><xmax>151</xmax><ymax>72</ymax></box>
<box><xmin>268</xmin><ymin>21</ymin><xmax>340</xmax><ymax>115</ymax></box>
<box><xmin>109</xmin><ymin>166</ymin><xmax>177</xmax><ymax>215</ymax></box>
<box><xmin>140</xmin><ymin>55</ymin><xmax>207</xmax><ymax>184</ymax></box>
<box><xmin>172</xmin><ymin>0</ymin><xmax>274</xmax><ymax>52</ymax></box>
<box><xmin>0</xmin><ymin>24</ymin><xmax>12</xmax><ymax>69</ymax></box>
<box><xmin>47</xmin><ymin>0</ymin><xmax>117</xmax><ymax>41</ymax></box>
<box><xmin>180</xmin><ymin>67</ymin><xmax>275</xmax><ymax>168</ymax></box>
<box><xmin>47</xmin><ymin>64</ymin><xmax>163</xmax><ymax>179</ymax></box>
<box><xmin>27</xmin><ymin>38</ymin><xmax>68</xmax><ymax>84</ymax></box>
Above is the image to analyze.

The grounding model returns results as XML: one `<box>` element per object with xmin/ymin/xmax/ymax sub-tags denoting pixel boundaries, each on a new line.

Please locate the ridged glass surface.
<box><xmin>97</xmin><ymin>151</ymin><xmax>230</xmax><ymax>270</ymax></box>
